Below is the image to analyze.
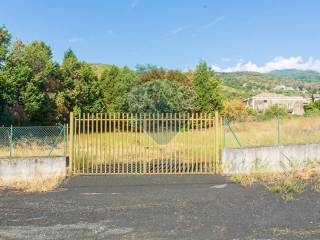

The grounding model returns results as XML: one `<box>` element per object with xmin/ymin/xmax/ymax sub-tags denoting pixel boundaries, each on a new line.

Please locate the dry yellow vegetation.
<box><xmin>0</xmin><ymin>175</ymin><xmax>64</xmax><ymax>192</ymax></box>
<box><xmin>225</xmin><ymin>115</ymin><xmax>320</xmax><ymax>147</ymax></box>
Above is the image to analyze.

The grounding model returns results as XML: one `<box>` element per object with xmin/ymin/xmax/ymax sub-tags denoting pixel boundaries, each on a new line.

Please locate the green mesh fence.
<box><xmin>0</xmin><ymin>125</ymin><xmax>66</xmax><ymax>158</ymax></box>
<box><xmin>224</xmin><ymin>114</ymin><xmax>320</xmax><ymax>148</ymax></box>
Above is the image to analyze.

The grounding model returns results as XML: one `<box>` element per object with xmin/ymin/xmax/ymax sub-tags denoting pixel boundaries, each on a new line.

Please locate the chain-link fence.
<box><xmin>223</xmin><ymin>114</ymin><xmax>320</xmax><ymax>148</ymax></box>
<box><xmin>0</xmin><ymin>125</ymin><xmax>67</xmax><ymax>158</ymax></box>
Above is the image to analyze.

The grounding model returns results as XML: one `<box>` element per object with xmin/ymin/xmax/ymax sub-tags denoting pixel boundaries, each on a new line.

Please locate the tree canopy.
<box><xmin>0</xmin><ymin>27</ymin><xmax>224</xmax><ymax>126</ymax></box>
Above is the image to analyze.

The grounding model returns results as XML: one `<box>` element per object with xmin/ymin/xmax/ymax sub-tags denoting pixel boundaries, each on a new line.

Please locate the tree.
<box><xmin>136</xmin><ymin>65</ymin><xmax>191</xmax><ymax>85</ymax></box>
<box><xmin>192</xmin><ymin>60</ymin><xmax>223</xmax><ymax>112</ymax></box>
<box><xmin>100</xmin><ymin>65</ymin><xmax>136</xmax><ymax>112</ymax></box>
<box><xmin>1</xmin><ymin>40</ymin><xmax>60</xmax><ymax>124</ymax></box>
<box><xmin>224</xmin><ymin>100</ymin><xmax>248</xmax><ymax>121</ymax></box>
<box><xmin>128</xmin><ymin>79</ymin><xmax>195</xmax><ymax>113</ymax></box>
<box><xmin>0</xmin><ymin>26</ymin><xmax>11</xmax><ymax>66</ymax></box>
<box><xmin>59</xmin><ymin>49</ymin><xmax>106</xmax><ymax>119</ymax></box>
<box><xmin>0</xmin><ymin>26</ymin><xmax>11</xmax><ymax>125</ymax></box>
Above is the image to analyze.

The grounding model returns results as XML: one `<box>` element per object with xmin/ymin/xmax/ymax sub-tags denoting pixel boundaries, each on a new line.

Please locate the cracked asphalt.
<box><xmin>1</xmin><ymin>175</ymin><xmax>320</xmax><ymax>240</ymax></box>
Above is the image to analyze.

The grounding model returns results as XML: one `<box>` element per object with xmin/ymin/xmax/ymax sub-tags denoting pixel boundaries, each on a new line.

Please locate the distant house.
<box><xmin>243</xmin><ymin>92</ymin><xmax>307</xmax><ymax>115</ymax></box>
<box><xmin>273</xmin><ymin>85</ymin><xmax>295</xmax><ymax>91</ymax></box>
<box><xmin>312</xmin><ymin>94</ymin><xmax>320</xmax><ymax>102</ymax></box>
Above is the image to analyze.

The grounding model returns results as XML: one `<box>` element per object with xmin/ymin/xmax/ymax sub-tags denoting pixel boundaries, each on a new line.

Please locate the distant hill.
<box><xmin>219</xmin><ymin>70</ymin><xmax>320</xmax><ymax>99</ymax></box>
<box><xmin>90</xmin><ymin>63</ymin><xmax>320</xmax><ymax>100</ymax></box>
<box><xmin>268</xmin><ymin>69</ymin><xmax>320</xmax><ymax>82</ymax></box>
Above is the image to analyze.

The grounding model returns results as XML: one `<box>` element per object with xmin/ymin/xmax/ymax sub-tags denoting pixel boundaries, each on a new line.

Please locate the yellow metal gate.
<box><xmin>69</xmin><ymin>112</ymin><xmax>223</xmax><ymax>175</ymax></box>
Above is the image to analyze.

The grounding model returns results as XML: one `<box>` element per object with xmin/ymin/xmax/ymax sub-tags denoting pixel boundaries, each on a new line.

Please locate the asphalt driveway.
<box><xmin>1</xmin><ymin>175</ymin><xmax>320</xmax><ymax>240</ymax></box>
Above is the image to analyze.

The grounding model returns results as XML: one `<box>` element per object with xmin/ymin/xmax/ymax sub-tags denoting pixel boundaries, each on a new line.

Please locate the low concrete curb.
<box><xmin>0</xmin><ymin>156</ymin><xmax>67</xmax><ymax>182</ymax></box>
<box><xmin>222</xmin><ymin>143</ymin><xmax>320</xmax><ymax>174</ymax></box>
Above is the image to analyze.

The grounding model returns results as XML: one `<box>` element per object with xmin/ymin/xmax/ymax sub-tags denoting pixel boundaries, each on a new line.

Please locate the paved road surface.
<box><xmin>1</xmin><ymin>175</ymin><xmax>320</xmax><ymax>240</ymax></box>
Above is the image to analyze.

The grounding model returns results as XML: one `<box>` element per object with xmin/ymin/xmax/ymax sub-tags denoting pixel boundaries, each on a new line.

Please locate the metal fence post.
<box><xmin>63</xmin><ymin>124</ymin><xmax>67</xmax><ymax>156</ymax></box>
<box><xmin>9</xmin><ymin>125</ymin><xmax>13</xmax><ymax>158</ymax></box>
<box><xmin>277</xmin><ymin>113</ymin><xmax>280</xmax><ymax>145</ymax></box>
<box><xmin>69</xmin><ymin>112</ymin><xmax>74</xmax><ymax>175</ymax></box>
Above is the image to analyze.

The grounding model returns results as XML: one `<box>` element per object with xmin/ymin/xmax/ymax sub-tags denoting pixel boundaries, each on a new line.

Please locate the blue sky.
<box><xmin>2</xmin><ymin>0</ymin><xmax>320</xmax><ymax>71</ymax></box>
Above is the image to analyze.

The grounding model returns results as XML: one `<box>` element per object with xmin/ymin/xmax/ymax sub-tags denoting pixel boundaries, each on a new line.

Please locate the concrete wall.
<box><xmin>0</xmin><ymin>156</ymin><xmax>67</xmax><ymax>182</ymax></box>
<box><xmin>253</xmin><ymin>98</ymin><xmax>305</xmax><ymax>115</ymax></box>
<box><xmin>222</xmin><ymin>143</ymin><xmax>320</xmax><ymax>174</ymax></box>
<box><xmin>244</xmin><ymin>96</ymin><xmax>306</xmax><ymax>115</ymax></box>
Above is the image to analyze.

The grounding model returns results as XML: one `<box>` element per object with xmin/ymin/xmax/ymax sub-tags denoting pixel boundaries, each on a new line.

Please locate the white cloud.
<box><xmin>202</xmin><ymin>16</ymin><xmax>225</xmax><ymax>29</ymax></box>
<box><xmin>211</xmin><ymin>64</ymin><xmax>222</xmax><ymax>72</ymax></box>
<box><xmin>165</xmin><ymin>26</ymin><xmax>186</xmax><ymax>36</ymax></box>
<box><xmin>68</xmin><ymin>37</ymin><xmax>84</xmax><ymax>43</ymax></box>
<box><xmin>212</xmin><ymin>56</ymin><xmax>320</xmax><ymax>73</ymax></box>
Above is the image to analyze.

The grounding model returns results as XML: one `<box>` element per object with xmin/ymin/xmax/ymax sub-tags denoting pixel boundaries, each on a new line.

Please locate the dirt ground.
<box><xmin>1</xmin><ymin>175</ymin><xmax>320</xmax><ymax>240</ymax></box>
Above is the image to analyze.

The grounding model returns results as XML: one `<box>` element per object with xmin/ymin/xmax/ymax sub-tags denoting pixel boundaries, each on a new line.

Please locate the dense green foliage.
<box><xmin>0</xmin><ymin>27</ymin><xmax>223</xmax><ymax>125</ymax></box>
<box><xmin>128</xmin><ymin>79</ymin><xmax>194</xmax><ymax>113</ymax></box>
<box><xmin>1</xmin><ymin>26</ymin><xmax>320</xmax><ymax>126</ymax></box>
<box><xmin>192</xmin><ymin>61</ymin><xmax>223</xmax><ymax>112</ymax></box>
<box><xmin>304</xmin><ymin>100</ymin><xmax>320</xmax><ymax>114</ymax></box>
<box><xmin>264</xmin><ymin>105</ymin><xmax>288</xmax><ymax>118</ymax></box>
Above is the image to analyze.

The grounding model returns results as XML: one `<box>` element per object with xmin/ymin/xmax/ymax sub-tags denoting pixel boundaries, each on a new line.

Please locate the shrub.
<box><xmin>305</xmin><ymin>100</ymin><xmax>320</xmax><ymax>114</ymax></box>
<box><xmin>224</xmin><ymin>100</ymin><xmax>249</xmax><ymax>121</ymax></box>
<box><xmin>264</xmin><ymin>105</ymin><xmax>288</xmax><ymax>118</ymax></box>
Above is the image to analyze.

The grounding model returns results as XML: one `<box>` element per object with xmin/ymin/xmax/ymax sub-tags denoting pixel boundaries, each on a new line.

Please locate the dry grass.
<box><xmin>226</xmin><ymin>115</ymin><xmax>320</xmax><ymax>147</ymax></box>
<box><xmin>0</xmin><ymin>175</ymin><xmax>64</xmax><ymax>192</ymax></box>
<box><xmin>73</xmin><ymin>128</ymin><xmax>217</xmax><ymax>165</ymax></box>
<box><xmin>230</xmin><ymin>167</ymin><xmax>320</xmax><ymax>202</ymax></box>
<box><xmin>0</xmin><ymin>142</ymin><xmax>64</xmax><ymax>157</ymax></box>
<box><xmin>2</xmin><ymin>116</ymin><xmax>320</xmax><ymax>158</ymax></box>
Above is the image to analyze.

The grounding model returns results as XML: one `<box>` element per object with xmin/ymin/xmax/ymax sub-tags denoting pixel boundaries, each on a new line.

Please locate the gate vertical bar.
<box><xmin>74</xmin><ymin>116</ymin><xmax>78</xmax><ymax>173</ymax></box>
<box><xmin>215</xmin><ymin>111</ymin><xmax>220</xmax><ymax>173</ymax></box>
<box><xmin>91</xmin><ymin>113</ymin><xmax>94</xmax><ymax>174</ymax></box>
<box><xmin>86</xmin><ymin>113</ymin><xmax>90</xmax><ymax>174</ymax></box>
<box><xmin>104</xmin><ymin>113</ymin><xmax>107</xmax><ymax>174</ymax></box>
<box><xmin>82</xmin><ymin>113</ymin><xmax>85</xmax><ymax>174</ymax></box>
<box><xmin>108</xmin><ymin>113</ymin><xmax>112</xmax><ymax>174</ymax></box>
<box><xmin>95</xmin><ymin>113</ymin><xmax>99</xmax><ymax>174</ymax></box>
<box><xmin>165</xmin><ymin>113</ymin><xmax>169</xmax><ymax>174</ymax></box>
<box><xmin>100</xmin><ymin>113</ymin><xmax>103</xmax><ymax>173</ymax></box>
<box><xmin>178</xmin><ymin>113</ymin><xmax>181</xmax><ymax>173</ymax></box>
<box><xmin>121</xmin><ymin>113</ymin><xmax>125</xmax><ymax>174</ymax></box>
<box><xmin>204</xmin><ymin>113</ymin><xmax>207</xmax><ymax>173</ymax></box>
<box><xmin>191</xmin><ymin>113</ymin><xmax>194</xmax><ymax>173</ymax></box>
<box><xmin>208</xmin><ymin>113</ymin><xmax>212</xmax><ymax>173</ymax></box>
<box><xmin>77</xmin><ymin>114</ymin><xmax>80</xmax><ymax>173</ymax></box>
<box><xmin>143</xmin><ymin>113</ymin><xmax>146</xmax><ymax>174</ymax></box>
<box><xmin>157</xmin><ymin>113</ymin><xmax>160</xmax><ymax>174</ymax></box>
<box><xmin>69</xmin><ymin>112</ymin><xmax>74</xmax><ymax>175</ymax></box>
<box><xmin>152</xmin><ymin>113</ymin><xmax>155</xmax><ymax>173</ymax></box>
<box><xmin>117</xmin><ymin>112</ymin><xmax>120</xmax><ymax>174</ymax></box>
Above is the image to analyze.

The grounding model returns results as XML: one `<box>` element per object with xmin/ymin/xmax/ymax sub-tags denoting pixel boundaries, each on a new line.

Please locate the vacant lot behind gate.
<box><xmin>1</xmin><ymin>114</ymin><xmax>320</xmax><ymax>171</ymax></box>
<box><xmin>70</xmin><ymin>113</ymin><xmax>222</xmax><ymax>174</ymax></box>
<box><xmin>225</xmin><ymin>115</ymin><xmax>320</xmax><ymax>148</ymax></box>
